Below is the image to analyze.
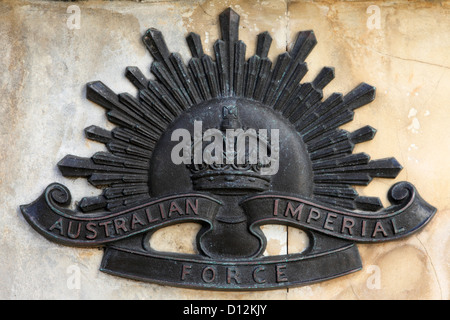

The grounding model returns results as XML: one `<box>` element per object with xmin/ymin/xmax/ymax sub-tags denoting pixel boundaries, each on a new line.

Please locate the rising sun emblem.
<box><xmin>21</xmin><ymin>8</ymin><xmax>436</xmax><ymax>290</ymax></box>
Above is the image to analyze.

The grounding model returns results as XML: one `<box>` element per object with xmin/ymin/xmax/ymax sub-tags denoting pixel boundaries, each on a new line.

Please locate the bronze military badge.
<box><xmin>20</xmin><ymin>8</ymin><xmax>436</xmax><ymax>290</ymax></box>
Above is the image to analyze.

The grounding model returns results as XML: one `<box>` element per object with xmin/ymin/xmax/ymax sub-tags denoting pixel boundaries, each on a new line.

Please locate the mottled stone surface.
<box><xmin>0</xmin><ymin>0</ymin><xmax>448</xmax><ymax>299</ymax></box>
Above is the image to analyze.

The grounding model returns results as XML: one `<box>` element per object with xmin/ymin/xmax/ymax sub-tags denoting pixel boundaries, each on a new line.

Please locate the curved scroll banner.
<box><xmin>20</xmin><ymin>183</ymin><xmax>222</xmax><ymax>247</ymax></box>
<box><xmin>100</xmin><ymin>242</ymin><xmax>362</xmax><ymax>290</ymax></box>
<box><xmin>241</xmin><ymin>182</ymin><xmax>436</xmax><ymax>243</ymax></box>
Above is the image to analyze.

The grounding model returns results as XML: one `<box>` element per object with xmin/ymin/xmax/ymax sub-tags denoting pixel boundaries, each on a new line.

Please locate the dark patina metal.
<box><xmin>20</xmin><ymin>8</ymin><xmax>436</xmax><ymax>290</ymax></box>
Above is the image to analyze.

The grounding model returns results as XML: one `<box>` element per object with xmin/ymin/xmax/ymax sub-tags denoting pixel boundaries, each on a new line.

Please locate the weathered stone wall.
<box><xmin>0</xmin><ymin>0</ymin><xmax>448</xmax><ymax>299</ymax></box>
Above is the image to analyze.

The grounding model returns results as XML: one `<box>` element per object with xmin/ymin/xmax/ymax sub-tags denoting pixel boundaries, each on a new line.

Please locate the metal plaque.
<box><xmin>20</xmin><ymin>8</ymin><xmax>436</xmax><ymax>290</ymax></box>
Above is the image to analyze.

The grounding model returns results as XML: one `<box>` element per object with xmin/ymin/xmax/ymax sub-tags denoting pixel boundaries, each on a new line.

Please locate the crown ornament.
<box><xmin>188</xmin><ymin>104</ymin><xmax>273</xmax><ymax>194</ymax></box>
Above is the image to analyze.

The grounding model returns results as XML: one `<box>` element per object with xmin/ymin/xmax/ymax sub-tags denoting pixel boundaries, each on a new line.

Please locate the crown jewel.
<box><xmin>188</xmin><ymin>103</ymin><xmax>272</xmax><ymax>194</ymax></box>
